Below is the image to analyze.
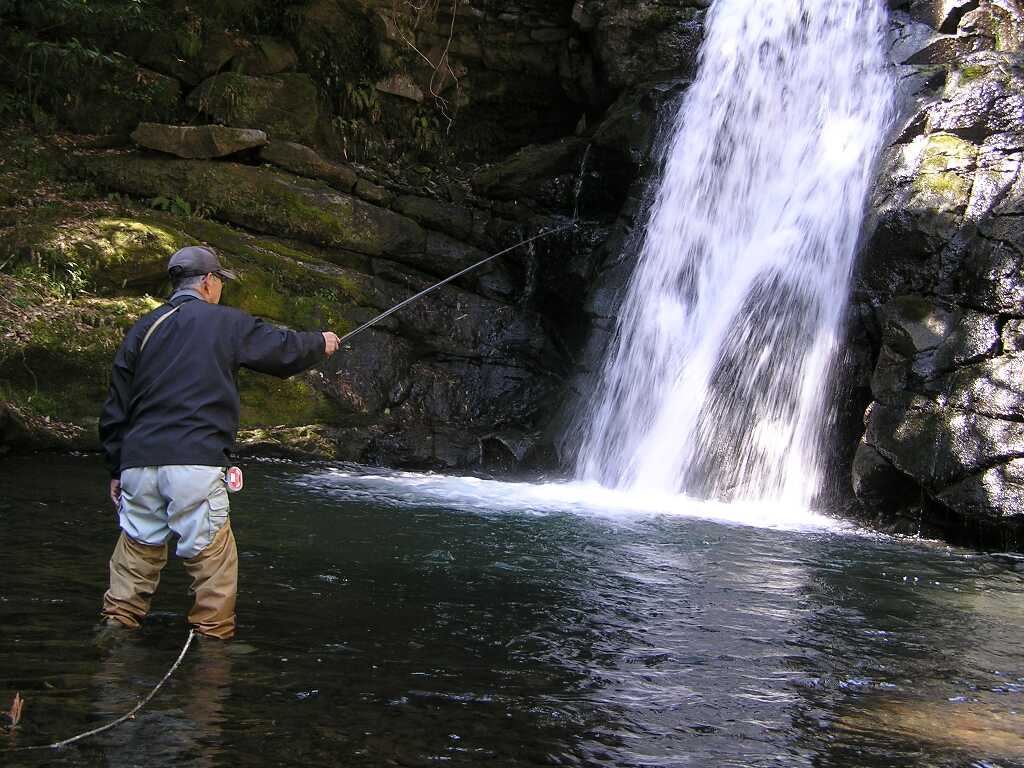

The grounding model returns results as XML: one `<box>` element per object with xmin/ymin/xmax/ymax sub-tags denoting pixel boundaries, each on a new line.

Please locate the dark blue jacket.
<box><xmin>99</xmin><ymin>293</ymin><xmax>325</xmax><ymax>477</ymax></box>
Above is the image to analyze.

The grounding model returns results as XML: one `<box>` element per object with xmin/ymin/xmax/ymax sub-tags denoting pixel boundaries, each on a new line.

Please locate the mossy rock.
<box><xmin>237</xmin><ymin>370</ymin><xmax>336</xmax><ymax>429</ymax></box>
<box><xmin>235</xmin><ymin>423</ymin><xmax>340</xmax><ymax>459</ymax></box>
<box><xmin>127</xmin><ymin>28</ymin><xmax>246</xmax><ymax>86</ymax></box>
<box><xmin>0</xmin><ymin>293</ymin><xmax>162</xmax><ymax>430</ymax></box>
<box><xmin>0</xmin><ymin>26</ymin><xmax>184</xmax><ymax>134</ymax></box>
<box><xmin>81</xmin><ymin>154</ymin><xmax>426</xmax><ymax>258</ymax></box>
<box><xmin>180</xmin><ymin>216</ymin><xmax>374</xmax><ymax>334</ymax></box>
<box><xmin>188</xmin><ymin>72</ymin><xmax>321</xmax><ymax>145</ymax></box>
<box><xmin>233</xmin><ymin>37</ymin><xmax>299</xmax><ymax>76</ymax></box>
<box><xmin>1</xmin><ymin>205</ymin><xmax>376</xmax><ymax>329</ymax></box>
<box><xmin>0</xmin><ymin>216</ymin><xmax>190</xmax><ymax>294</ymax></box>
<box><xmin>472</xmin><ymin>137</ymin><xmax>586</xmax><ymax>201</ymax></box>
<box><xmin>908</xmin><ymin>132</ymin><xmax>978</xmax><ymax>239</ymax></box>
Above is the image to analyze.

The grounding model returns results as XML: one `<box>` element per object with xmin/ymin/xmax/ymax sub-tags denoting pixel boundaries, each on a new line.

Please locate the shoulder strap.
<box><xmin>140</xmin><ymin>305</ymin><xmax>181</xmax><ymax>354</ymax></box>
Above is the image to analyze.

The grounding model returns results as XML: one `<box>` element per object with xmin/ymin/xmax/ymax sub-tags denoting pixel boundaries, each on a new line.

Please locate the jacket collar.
<box><xmin>169</xmin><ymin>289</ymin><xmax>205</xmax><ymax>305</ymax></box>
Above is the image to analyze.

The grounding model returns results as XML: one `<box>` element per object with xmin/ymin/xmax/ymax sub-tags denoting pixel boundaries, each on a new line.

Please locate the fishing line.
<box><xmin>337</xmin><ymin>223</ymin><xmax>574</xmax><ymax>347</ymax></box>
<box><xmin>6</xmin><ymin>630</ymin><xmax>196</xmax><ymax>752</ymax></box>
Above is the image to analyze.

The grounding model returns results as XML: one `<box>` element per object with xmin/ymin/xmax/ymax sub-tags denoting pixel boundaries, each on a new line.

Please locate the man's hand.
<box><xmin>109</xmin><ymin>478</ymin><xmax>121</xmax><ymax>512</ymax></box>
<box><xmin>322</xmin><ymin>331</ymin><xmax>340</xmax><ymax>357</ymax></box>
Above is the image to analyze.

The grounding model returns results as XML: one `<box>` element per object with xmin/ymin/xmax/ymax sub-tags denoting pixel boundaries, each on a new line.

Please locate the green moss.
<box><xmin>915</xmin><ymin>171</ymin><xmax>972</xmax><ymax>200</ymax></box>
<box><xmin>919</xmin><ymin>133</ymin><xmax>977</xmax><ymax>172</ymax></box>
<box><xmin>236</xmin><ymin>424</ymin><xmax>338</xmax><ymax>457</ymax></box>
<box><xmin>2</xmin><ymin>215</ymin><xmax>191</xmax><ymax>296</ymax></box>
<box><xmin>6</xmin><ymin>32</ymin><xmax>183</xmax><ymax>134</ymax></box>
<box><xmin>0</xmin><ymin>294</ymin><xmax>159</xmax><ymax>423</ymax></box>
<box><xmin>84</xmin><ymin>156</ymin><xmax>423</xmax><ymax>256</ymax></box>
<box><xmin>237</xmin><ymin>370</ymin><xmax>336</xmax><ymax>427</ymax></box>
<box><xmin>180</xmin><ymin>215</ymin><xmax>368</xmax><ymax>333</ymax></box>
<box><xmin>958</xmin><ymin>65</ymin><xmax>992</xmax><ymax>83</ymax></box>
<box><xmin>912</xmin><ymin>132</ymin><xmax>977</xmax><ymax>207</ymax></box>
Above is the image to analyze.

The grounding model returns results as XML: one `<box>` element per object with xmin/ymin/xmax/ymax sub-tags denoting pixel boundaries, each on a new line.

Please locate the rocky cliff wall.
<box><xmin>849</xmin><ymin>0</ymin><xmax>1024</xmax><ymax>546</ymax></box>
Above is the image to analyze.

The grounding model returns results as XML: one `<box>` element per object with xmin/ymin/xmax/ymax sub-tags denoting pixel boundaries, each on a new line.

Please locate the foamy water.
<box><xmin>293</xmin><ymin>466</ymin><xmax>850</xmax><ymax>533</ymax></box>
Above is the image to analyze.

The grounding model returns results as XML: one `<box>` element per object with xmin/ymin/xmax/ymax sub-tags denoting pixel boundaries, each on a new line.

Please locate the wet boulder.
<box><xmin>928</xmin><ymin>54</ymin><xmax>1024</xmax><ymax>141</ymax></box>
<box><xmin>1002</xmin><ymin>320</ymin><xmax>1024</xmax><ymax>353</ymax></box>
<box><xmin>581</xmin><ymin>1</ymin><xmax>707</xmax><ymax>94</ymax></box>
<box><xmin>851</xmin><ymin>441</ymin><xmax>924</xmax><ymax>521</ymax></box>
<box><xmin>906</xmin><ymin>0</ymin><xmax>986</xmax><ymax>34</ymax></box>
<box><xmin>863</xmin><ymin>395</ymin><xmax>1024</xmax><ymax>490</ymax></box>
<box><xmin>472</xmin><ymin>137</ymin><xmax>586</xmax><ymax>207</ymax></box>
<box><xmin>904</xmin><ymin>34</ymin><xmax>988</xmax><ymax>65</ymax></box>
<box><xmin>870</xmin><ymin>297</ymin><xmax>999</xmax><ymax>397</ymax></box>
<box><xmin>131</xmin><ymin>123</ymin><xmax>268</xmax><ymax>159</ymax></box>
<box><xmin>943</xmin><ymin>355</ymin><xmax>1024</xmax><ymax>419</ymax></box>
<box><xmin>938</xmin><ymin>458</ymin><xmax>1024</xmax><ymax>520</ymax></box>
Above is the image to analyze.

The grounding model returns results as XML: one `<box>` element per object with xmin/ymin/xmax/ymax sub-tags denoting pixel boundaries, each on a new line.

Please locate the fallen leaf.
<box><xmin>8</xmin><ymin>692</ymin><xmax>23</xmax><ymax>727</ymax></box>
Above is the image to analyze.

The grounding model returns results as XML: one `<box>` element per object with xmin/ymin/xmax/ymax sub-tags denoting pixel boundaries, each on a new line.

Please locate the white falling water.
<box><xmin>576</xmin><ymin>0</ymin><xmax>894</xmax><ymax>506</ymax></box>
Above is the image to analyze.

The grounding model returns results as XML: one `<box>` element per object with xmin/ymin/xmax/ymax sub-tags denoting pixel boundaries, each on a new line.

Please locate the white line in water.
<box><xmin>296</xmin><ymin>468</ymin><xmax>850</xmax><ymax>533</ymax></box>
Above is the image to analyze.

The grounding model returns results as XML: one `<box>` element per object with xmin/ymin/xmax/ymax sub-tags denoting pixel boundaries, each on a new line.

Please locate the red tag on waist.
<box><xmin>225</xmin><ymin>466</ymin><xmax>244</xmax><ymax>493</ymax></box>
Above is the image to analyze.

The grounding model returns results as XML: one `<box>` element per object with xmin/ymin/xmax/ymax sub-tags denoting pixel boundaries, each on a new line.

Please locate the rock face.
<box><xmin>81</xmin><ymin>154</ymin><xmax>426</xmax><ymax>258</ymax></box>
<box><xmin>131</xmin><ymin>124</ymin><xmax>268</xmax><ymax>159</ymax></box>
<box><xmin>188</xmin><ymin>72</ymin><xmax>322</xmax><ymax>145</ymax></box>
<box><xmin>258</xmin><ymin>141</ymin><xmax>358</xmax><ymax>192</ymax></box>
<box><xmin>850</xmin><ymin>0</ymin><xmax>1024</xmax><ymax>544</ymax></box>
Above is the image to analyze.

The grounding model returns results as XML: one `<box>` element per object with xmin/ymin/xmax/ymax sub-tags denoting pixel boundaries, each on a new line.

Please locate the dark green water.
<box><xmin>1</xmin><ymin>454</ymin><xmax>1022</xmax><ymax>767</ymax></box>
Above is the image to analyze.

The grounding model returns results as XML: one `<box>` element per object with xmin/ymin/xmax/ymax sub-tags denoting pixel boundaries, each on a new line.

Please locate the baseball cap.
<box><xmin>167</xmin><ymin>246</ymin><xmax>238</xmax><ymax>281</ymax></box>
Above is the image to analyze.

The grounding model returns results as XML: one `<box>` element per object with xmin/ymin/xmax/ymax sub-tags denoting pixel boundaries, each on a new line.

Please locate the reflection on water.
<box><xmin>0</xmin><ymin>455</ymin><xmax>1022</xmax><ymax>767</ymax></box>
<box><xmin>90</xmin><ymin>634</ymin><xmax>232</xmax><ymax>768</ymax></box>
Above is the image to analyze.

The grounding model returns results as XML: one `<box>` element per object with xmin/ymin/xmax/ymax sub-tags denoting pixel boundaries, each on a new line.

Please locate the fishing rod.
<box><xmin>337</xmin><ymin>223</ymin><xmax>575</xmax><ymax>346</ymax></box>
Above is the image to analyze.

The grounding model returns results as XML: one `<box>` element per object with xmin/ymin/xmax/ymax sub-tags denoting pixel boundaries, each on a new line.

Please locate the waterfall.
<box><xmin>575</xmin><ymin>0</ymin><xmax>894</xmax><ymax>506</ymax></box>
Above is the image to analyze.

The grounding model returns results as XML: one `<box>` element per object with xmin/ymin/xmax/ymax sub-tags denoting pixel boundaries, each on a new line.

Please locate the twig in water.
<box><xmin>8</xmin><ymin>629</ymin><xmax>196</xmax><ymax>752</ymax></box>
<box><xmin>6</xmin><ymin>693</ymin><xmax>23</xmax><ymax>727</ymax></box>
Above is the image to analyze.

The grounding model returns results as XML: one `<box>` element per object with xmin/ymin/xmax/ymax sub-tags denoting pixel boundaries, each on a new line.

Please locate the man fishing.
<box><xmin>98</xmin><ymin>245</ymin><xmax>340</xmax><ymax>639</ymax></box>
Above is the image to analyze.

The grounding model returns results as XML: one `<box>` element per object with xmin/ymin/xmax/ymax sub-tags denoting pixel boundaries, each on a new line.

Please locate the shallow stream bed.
<box><xmin>1</xmin><ymin>454</ymin><xmax>1022</xmax><ymax>767</ymax></box>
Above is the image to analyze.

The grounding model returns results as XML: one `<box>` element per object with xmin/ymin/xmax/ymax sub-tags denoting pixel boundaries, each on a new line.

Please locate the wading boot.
<box><xmin>101</xmin><ymin>532</ymin><xmax>169</xmax><ymax>629</ymax></box>
<box><xmin>183</xmin><ymin>522</ymin><xmax>238</xmax><ymax>640</ymax></box>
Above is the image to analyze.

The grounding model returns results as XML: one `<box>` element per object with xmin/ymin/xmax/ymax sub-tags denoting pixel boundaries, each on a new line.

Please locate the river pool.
<box><xmin>1</xmin><ymin>454</ymin><xmax>1022</xmax><ymax>767</ymax></box>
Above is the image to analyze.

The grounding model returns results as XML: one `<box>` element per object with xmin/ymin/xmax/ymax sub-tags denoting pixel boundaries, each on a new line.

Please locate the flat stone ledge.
<box><xmin>131</xmin><ymin>123</ymin><xmax>268</xmax><ymax>159</ymax></box>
